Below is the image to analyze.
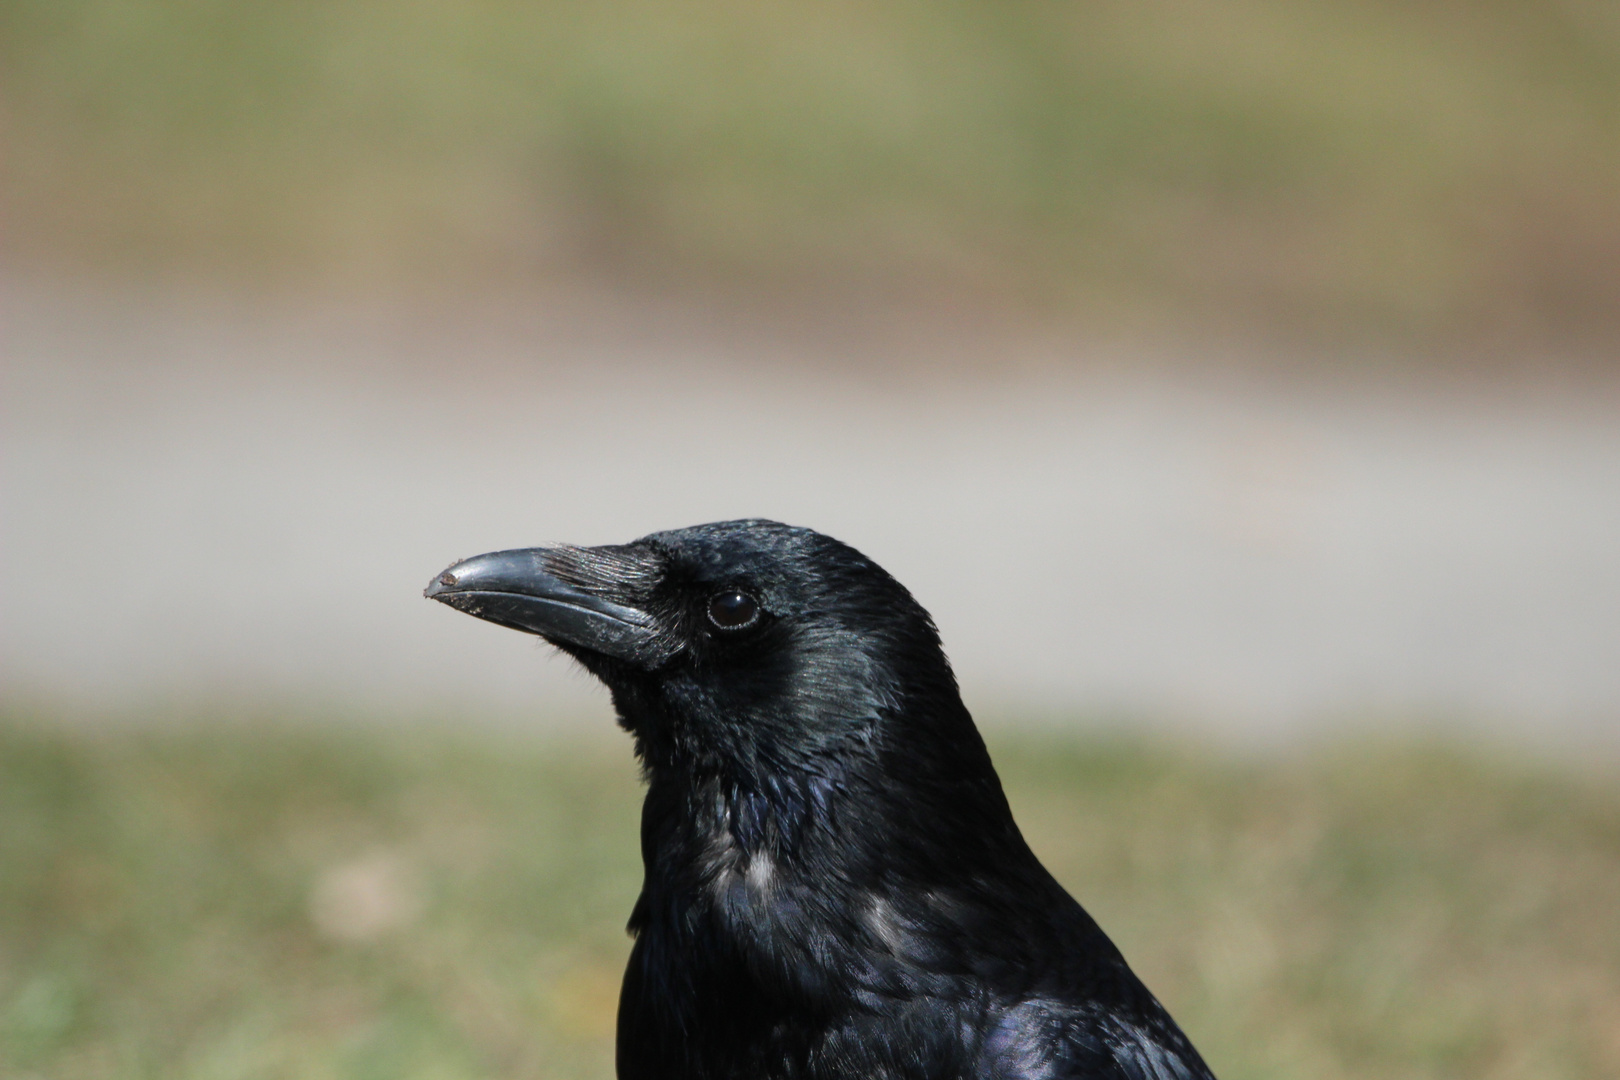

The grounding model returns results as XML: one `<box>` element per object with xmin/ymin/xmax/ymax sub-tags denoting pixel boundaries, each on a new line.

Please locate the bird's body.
<box><xmin>428</xmin><ymin>520</ymin><xmax>1215</xmax><ymax>1080</ymax></box>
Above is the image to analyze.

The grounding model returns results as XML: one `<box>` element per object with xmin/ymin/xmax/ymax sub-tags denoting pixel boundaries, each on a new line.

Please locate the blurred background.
<box><xmin>3</xmin><ymin>2</ymin><xmax>1618</xmax><ymax>1078</ymax></box>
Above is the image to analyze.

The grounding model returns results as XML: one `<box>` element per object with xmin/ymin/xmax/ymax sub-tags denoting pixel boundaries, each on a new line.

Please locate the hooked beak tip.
<box><xmin>424</xmin><ymin>568</ymin><xmax>461</xmax><ymax>600</ymax></box>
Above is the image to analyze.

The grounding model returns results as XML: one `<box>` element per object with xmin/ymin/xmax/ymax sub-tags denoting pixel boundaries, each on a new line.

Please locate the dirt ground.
<box><xmin>5</xmin><ymin>278</ymin><xmax>1618</xmax><ymax>750</ymax></box>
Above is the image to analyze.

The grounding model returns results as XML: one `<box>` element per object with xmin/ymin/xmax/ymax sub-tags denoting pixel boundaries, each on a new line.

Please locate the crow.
<box><xmin>426</xmin><ymin>519</ymin><xmax>1215</xmax><ymax>1080</ymax></box>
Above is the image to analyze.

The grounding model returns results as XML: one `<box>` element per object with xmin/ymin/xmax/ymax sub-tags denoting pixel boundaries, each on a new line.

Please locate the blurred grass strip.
<box><xmin>2</xmin><ymin>717</ymin><xmax>1617</xmax><ymax>1079</ymax></box>
<box><xmin>3</xmin><ymin>0</ymin><xmax>1618</xmax><ymax>344</ymax></box>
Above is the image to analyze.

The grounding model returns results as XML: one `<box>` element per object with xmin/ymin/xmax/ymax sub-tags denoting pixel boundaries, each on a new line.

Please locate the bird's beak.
<box><xmin>425</xmin><ymin>546</ymin><xmax>665</xmax><ymax>664</ymax></box>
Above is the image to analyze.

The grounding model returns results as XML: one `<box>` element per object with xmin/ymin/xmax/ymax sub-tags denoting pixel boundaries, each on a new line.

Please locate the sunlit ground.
<box><xmin>3</xmin><ymin>716</ymin><xmax>1615</xmax><ymax>1080</ymax></box>
<box><xmin>8</xmin><ymin>0</ymin><xmax>1618</xmax><ymax>345</ymax></box>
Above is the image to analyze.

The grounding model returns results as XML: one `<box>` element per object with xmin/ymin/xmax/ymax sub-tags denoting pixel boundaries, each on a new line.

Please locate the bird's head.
<box><xmin>426</xmin><ymin>520</ymin><xmax>969</xmax><ymax>780</ymax></box>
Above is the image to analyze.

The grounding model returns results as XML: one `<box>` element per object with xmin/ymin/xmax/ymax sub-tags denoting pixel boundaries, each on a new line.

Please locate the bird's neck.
<box><xmin>635</xmin><ymin>710</ymin><xmax>1025</xmax><ymax>906</ymax></box>
<box><xmin>642</xmin><ymin>758</ymin><xmax>847</xmax><ymax>881</ymax></box>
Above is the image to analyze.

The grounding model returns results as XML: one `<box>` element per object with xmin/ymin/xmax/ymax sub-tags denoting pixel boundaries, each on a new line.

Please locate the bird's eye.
<box><xmin>707</xmin><ymin>590</ymin><xmax>760</xmax><ymax>630</ymax></box>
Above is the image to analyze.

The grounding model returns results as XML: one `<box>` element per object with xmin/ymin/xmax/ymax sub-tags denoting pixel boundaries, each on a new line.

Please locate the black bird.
<box><xmin>426</xmin><ymin>520</ymin><xmax>1215</xmax><ymax>1080</ymax></box>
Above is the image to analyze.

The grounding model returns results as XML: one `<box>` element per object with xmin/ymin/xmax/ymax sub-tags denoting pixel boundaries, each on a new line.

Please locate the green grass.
<box><xmin>2</xmin><ymin>717</ymin><xmax>1617</xmax><ymax>1079</ymax></box>
<box><xmin>3</xmin><ymin>0</ymin><xmax>1618</xmax><ymax>344</ymax></box>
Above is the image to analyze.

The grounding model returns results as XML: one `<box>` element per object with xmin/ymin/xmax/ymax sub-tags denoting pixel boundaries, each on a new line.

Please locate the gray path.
<box><xmin>5</xmin><ymin>282</ymin><xmax>1618</xmax><ymax>751</ymax></box>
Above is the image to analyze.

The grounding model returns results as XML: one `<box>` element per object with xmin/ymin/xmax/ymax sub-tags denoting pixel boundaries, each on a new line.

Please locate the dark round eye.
<box><xmin>707</xmin><ymin>590</ymin><xmax>760</xmax><ymax>630</ymax></box>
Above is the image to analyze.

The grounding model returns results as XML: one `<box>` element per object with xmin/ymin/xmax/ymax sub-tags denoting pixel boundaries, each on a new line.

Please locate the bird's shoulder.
<box><xmin>981</xmin><ymin>997</ymin><xmax>1216</xmax><ymax>1080</ymax></box>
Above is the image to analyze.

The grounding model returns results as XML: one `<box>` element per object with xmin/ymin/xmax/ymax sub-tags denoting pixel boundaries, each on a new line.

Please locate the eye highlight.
<box><xmin>707</xmin><ymin>590</ymin><xmax>760</xmax><ymax>630</ymax></box>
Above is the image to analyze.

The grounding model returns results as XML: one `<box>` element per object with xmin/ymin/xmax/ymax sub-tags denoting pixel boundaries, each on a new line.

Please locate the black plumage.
<box><xmin>426</xmin><ymin>519</ymin><xmax>1215</xmax><ymax>1080</ymax></box>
